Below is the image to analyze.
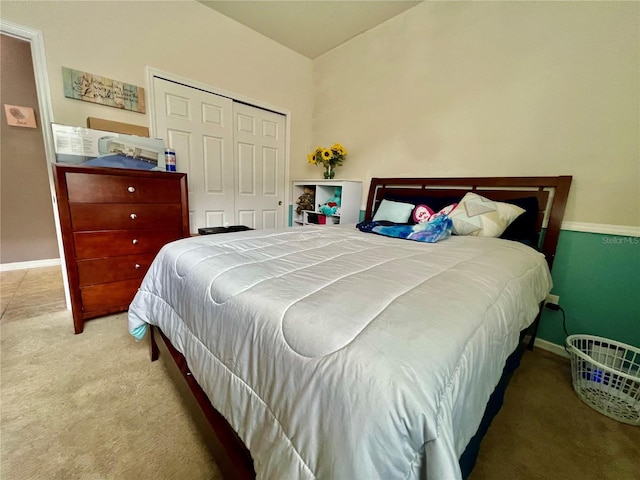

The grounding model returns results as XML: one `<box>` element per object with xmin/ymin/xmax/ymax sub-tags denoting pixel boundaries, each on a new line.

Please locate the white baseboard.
<box><xmin>534</xmin><ymin>337</ymin><xmax>569</xmax><ymax>358</ymax></box>
<box><xmin>0</xmin><ymin>258</ymin><xmax>61</xmax><ymax>272</ymax></box>
<box><xmin>561</xmin><ymin>221</ymin><xmax>640</xmax><ymax>237</ymax></box>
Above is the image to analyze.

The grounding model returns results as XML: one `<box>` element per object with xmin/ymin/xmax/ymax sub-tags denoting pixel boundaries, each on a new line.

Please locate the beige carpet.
<box><xmin>470</xmin><ymin>347</ymin><xmax>639</xmax><ymax>480</ymax></box>
<box><xmin>1</xmin><ymin>299</ymin><xmax>638</xmax><ymax>479</ymax></box>
<box><xmin>1</xmin><ymin>310</ymin><xmax>221</xmax><ymax>480</ymax></box>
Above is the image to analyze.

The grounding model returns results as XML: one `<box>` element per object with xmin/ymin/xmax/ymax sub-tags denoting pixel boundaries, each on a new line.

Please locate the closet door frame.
<box><xmin>145</xmin><ymin>67</ymin><xmax>291</xmax><ymax>228</ymax></box>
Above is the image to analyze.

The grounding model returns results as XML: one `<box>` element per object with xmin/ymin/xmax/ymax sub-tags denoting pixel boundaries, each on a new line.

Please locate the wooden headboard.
<box><xmin>365</xmin><ymin>176</ymin><xmax>572</xmax><ymax>268</ymax></box>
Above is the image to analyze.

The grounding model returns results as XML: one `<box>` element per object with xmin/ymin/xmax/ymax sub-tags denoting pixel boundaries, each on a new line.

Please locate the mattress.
<box><xmin>128</xmin><ymin>225</ymin><xmax>552</xmax><ymax>479</ymax></box>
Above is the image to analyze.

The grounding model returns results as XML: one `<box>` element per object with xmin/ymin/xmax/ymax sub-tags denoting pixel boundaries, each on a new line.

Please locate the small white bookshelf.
<box><xmin>292</xmin><ymin>180</ymin><xmax>363</xmax><ymax>227</ymax></box>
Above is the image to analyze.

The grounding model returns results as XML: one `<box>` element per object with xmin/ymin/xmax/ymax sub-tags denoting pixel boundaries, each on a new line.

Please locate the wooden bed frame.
<box><xmin>148</xmin><ymin>175</ymin><xmax>572</xmax><ymax>480</ymax></box>
<box><xmin>365</xmin><ymin>176</ymin><xmax>572</xmax><ymax>268</ymax></box>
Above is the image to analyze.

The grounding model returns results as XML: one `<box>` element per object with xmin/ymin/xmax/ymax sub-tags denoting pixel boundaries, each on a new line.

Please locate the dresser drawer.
<box><xmin>70</xmin><ymin>203</ymin><xmax>182</xmax><ymax>231</ymax></box>
<box><xmin>77</xmin><ymin>253</ymin><xmax>157</xmax><ymax>286</ymax></box>
<box><xmin>66</xmin><ymin>172</ymin><xmax>183</xmax><ymax>204</ymax></box>
<box><xmin>80</xmin><ymin>278</ymin><xmax>142</xmax><ymax>313</ymax></box>
<box><xmin>73</xmin><ymin>228</ymin><xmax>181</xmax><ymax>259</ymax></box>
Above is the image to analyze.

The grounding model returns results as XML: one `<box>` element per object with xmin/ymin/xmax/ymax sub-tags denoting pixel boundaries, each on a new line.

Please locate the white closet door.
<box><xmin>153</xmin><ymin>77</ymin><xmax>286</xmax><ymax>232</ymax></box>
<box><xmin>153</xmin><ymin>77</ymin><xmax>234</xmax><ymax>232</ymax></box>
<box><xmin>233</xmin><ymin>102</ymin><xmax>286</xmax><ymax>229</ymax></box>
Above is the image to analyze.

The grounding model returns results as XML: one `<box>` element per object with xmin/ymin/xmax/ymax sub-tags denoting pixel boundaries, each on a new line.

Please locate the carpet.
<box><xmin>469</xmin><ymin>346</ymin><xmax>640</xmax><ymax>480</ymax></box>
<box><xmin>0</xmin><ymin>310</ymin><xmax>221</xmax><ymax>479</ymax></box>
<box><xmin>1</xmin><ymin>308</ymin><xmax>638</xmax><ymax>479</ymax></box>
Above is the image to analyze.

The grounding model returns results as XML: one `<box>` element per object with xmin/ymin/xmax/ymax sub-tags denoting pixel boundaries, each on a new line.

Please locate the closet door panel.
<box><xmin>233</xmin><ymin>103</ymin><xmax>286</xmax><ymax>229</ymax></box>
<box><xmin>204</xmin><ymin>135</ymin><xmax>225</xmax><ymax>193</ymax></box>
<box><xmin>154</xmin><ymin>77</ymin><xmax>234</xmax><ymax>231</ymax></box>
<box><xmin>237</xmin><ymin>142</ymin><xmax>256</xmax><ymax>196</ymax></box>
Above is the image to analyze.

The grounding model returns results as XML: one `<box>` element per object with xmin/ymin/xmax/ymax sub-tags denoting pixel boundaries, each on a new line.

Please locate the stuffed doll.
<box><xmin>319</xmin><ymin>188</ymin><xmax>342</xmax><ymax>216</ymax></box>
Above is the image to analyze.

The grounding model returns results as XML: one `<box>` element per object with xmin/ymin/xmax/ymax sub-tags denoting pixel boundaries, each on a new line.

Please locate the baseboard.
<box><xmin>534</xmin><ymin>337</ymin><xmax>569</xmax><ymax>358</ymax></box>
<box><xmin>561</xmin><ymin>221</ymin><xmax>640</xmax><ymax>237</ymax></box>
<box><xmin>0</xmin><ymin>258</ymin><xmax>61</xmax><ymax>272</ymax></box>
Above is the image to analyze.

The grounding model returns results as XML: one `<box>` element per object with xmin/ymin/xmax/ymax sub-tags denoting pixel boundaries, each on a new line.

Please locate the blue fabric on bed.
<box><xmin>356</xmin><ymin>214</ymin><xmax>452</xmax><ymax>243</ymax></box>
<box><xmin>131</xmin><ymin>323</ymin><xmax>147</xmax><ymax>341</ymax></box>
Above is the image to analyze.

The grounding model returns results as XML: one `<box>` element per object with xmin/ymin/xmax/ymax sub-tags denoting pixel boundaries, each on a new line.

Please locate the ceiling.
<box><xmin>198</xmin><ymin>1</ymin><xmax>422</xmax><ymax>59</ymax></box>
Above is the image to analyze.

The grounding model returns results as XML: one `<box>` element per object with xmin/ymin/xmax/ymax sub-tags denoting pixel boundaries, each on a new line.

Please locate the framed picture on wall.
<box><xmin>4</xmin><ymin>104</ymin><xmax>37</xmax><ymax>128</ymax></box>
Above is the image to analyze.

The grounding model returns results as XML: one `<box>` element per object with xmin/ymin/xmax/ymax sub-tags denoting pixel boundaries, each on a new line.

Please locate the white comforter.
<box><xmin>128</xmin><ymin>225</ymin><xmax>551</xmax><ymax>480</ymax></box>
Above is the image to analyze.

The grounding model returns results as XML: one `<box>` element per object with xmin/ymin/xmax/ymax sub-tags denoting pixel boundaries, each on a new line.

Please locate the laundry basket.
<box><xmin>566</xmin><ymin>335</ymin><xmax>640</xmax><ymax>426</ymax></box>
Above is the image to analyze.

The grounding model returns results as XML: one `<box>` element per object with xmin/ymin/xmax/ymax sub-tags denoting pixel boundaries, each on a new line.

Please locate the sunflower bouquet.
<box><xmin>307</xmin><ymin>143</ymin><xmax>347</xmax><ymax>179</ymax></box>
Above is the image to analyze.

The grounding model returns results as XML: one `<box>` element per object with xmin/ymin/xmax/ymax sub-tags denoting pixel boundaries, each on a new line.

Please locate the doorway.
<box><xmin>0</xmin><ymin>20</ymin><xmax>71</xmax><ymax>310</ymax></box>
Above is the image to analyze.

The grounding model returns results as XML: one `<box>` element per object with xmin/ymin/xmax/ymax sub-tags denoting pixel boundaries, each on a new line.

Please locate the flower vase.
<box><xmin>324</xmin><ymin>165</ymin><xmax>335</xmax><ymax>179</ymax></box>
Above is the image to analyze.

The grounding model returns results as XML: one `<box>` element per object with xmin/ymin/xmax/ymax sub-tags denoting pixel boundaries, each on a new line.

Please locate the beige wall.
<box><xmin>1</xmin><ymin>0</ymin><xmax>314</xmax><ymax>264</ymax></box>
<box><xmin>0</xmin><ymin>33</ymin><xmax>59</xmax><ymax>263</ymax></box>
<box><xmin>2</xmin><ymin>0</ymin><xmax>638</xmax><ymax>237</ymax></box>
<box><xmin>1</xmin><ymin>2</ymin><xmax>314</xmax><ymax>155</ymax></box>
<box><xmin>310</xmin><ymin>1</ymin><xmax>639</xmax><ymax>226</ymax></box>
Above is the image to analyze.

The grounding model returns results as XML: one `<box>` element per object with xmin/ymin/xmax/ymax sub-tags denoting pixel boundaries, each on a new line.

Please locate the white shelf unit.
<box><xmin>292</xmin><ymin>180</ymin><xmax>363</xmax><ymax>227</ymax></box>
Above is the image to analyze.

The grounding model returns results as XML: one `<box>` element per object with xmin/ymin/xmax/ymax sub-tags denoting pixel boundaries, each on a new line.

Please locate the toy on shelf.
<box><xmin>296</xmin><ymin>186</ymin><xmax>315</xmax><ymax>214</ymax></box>
<box><xmin>318</xmin><ymin>187</ymin><xmax>342</xmax><ymax>216</ymax></box>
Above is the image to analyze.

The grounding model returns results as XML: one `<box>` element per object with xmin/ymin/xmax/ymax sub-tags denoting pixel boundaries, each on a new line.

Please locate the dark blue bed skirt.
<box><xmin>458</xmin><ymin>333</ymin><xmax>527</xmax><ymax>478</ymax></box>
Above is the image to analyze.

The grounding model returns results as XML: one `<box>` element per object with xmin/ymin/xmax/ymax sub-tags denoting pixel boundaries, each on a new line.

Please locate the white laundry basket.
<box><xmin>566</xmin><ymin>335</ymin><xmax>640</xmax><ymax>426</ymax></box>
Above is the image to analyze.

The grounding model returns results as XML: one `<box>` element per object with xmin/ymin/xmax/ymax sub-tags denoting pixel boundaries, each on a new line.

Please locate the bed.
<box><xmin>128</xmin><ymin>176</ymin><xmax>572</xmax><ymax>480</ymax></box>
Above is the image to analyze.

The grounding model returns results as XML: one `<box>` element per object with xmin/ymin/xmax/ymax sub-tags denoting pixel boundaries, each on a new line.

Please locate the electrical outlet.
<box><xmin>546</xmin><ymin>294</ymin><xmax>560</xmax><ymax>306</ymax></box>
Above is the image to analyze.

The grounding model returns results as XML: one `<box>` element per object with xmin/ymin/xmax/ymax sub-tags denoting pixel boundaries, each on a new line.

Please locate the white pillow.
<box><xmin>449</xmin><ymin>192</ymin><xmax>525</xmax><ymax>237</ymax></box>
<box><xmin>372</xmin><ymin>199</ymin><xmax>415</xmax><ymax>223</ymax></box>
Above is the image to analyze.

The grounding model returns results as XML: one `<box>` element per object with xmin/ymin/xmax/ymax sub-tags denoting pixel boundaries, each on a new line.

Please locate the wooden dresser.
<box><xmin>53</xmin><ymin>164</ymin><xmax>189</xmax><ymax>334</ymax></box>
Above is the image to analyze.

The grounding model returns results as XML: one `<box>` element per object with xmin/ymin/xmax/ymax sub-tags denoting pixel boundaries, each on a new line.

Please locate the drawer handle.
<box><xmin>135</xmin><ymin>263</ymin><xmax>141</xmax><ymax>269</ymax></box>
<box><xmin>130</xmin><ymin>213</ymin><xmax>137</xmax><ymax>220</ymax></box>
<box><xmin>127</xmin><ymin>186</ymin><xmax>136</xmax><ymax>193</ymax></box>
<box><xmin>132</xmin><ymin>239</ymin><xmax>139</xmax><ymax>245</ymax></box>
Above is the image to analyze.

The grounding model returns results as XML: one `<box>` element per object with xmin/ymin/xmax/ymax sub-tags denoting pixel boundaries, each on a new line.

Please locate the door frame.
<box><xmin>0</xmin><ymin>20</ymin><xmax>71</xmax><ymax>309</ymax></box>
<box><xmin>145</xmin><ymin>66</ymin><xmax>292</xmax><ymax>225</ymax></box>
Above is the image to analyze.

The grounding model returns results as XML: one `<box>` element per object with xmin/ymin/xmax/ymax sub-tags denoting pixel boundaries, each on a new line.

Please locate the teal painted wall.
<box><xmin>538</xmin><ymin>230</ymin><xmax>640</xmax><ymax>349</ymax></box>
